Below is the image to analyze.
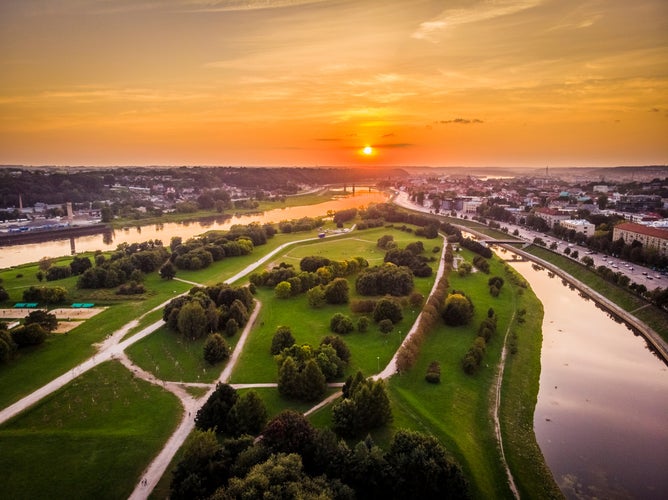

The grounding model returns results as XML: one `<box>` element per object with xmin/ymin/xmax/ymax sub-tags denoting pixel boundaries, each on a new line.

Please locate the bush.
<box><xmin>372</xmin><ymin>297</ymin><xmax>403</xmax><ymax>324</ymax></box>
<box><xmin>11</xmin><ymin>323</ymin><xmax>48</xmax><ymax>347</ymax></box>
<box><xmin>378</xmin><ymin>319</ymin><xmax>394</xmax><ymax>334</ymax></box>
<box><xmin>425</xmin><ymin>361</ymin><xmax>441</xmax><ymax>384</ymax></box>
<box><xmin>330</xmin><ymin>313</ymin><xmax>355</xmax><ymax>334</ymax></box>
<box><xmin>357</xmin><ymin>316</ymin><xmax>370</xmax><ymax>332</ymax></box>
<box><xmin>203</xmin><ymin>334</ymin><xmax>230</xmax><ymax>364</ymax></box>
<box><xmin>442</xmin><ymin>293</ymin><xmax>474</xmax><ymax>326</ymax></box>
<box><xmin>324</xmin><ymin>278</ymin><xmax>349</xmax><ymax>304</ymax></box>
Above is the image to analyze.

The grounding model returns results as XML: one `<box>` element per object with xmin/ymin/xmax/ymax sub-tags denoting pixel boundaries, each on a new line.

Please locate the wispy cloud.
<box><xmin>413</xmin><ymin>0</ymin><xmax>544</xmax><ymax>42</ymax></box>
<box><xmin>436</xmin><ymin>118</ymin><xmax>484</xmax><ymax>125</ymax></box>
<box><xmin>179</xmin><ymin>0</ymin><xmax>327</xmax><ymax>13</ymax></box>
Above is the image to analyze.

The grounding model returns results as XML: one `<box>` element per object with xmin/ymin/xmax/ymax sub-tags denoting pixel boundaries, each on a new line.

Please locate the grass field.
<box><xmin>0</xmin><ymin>361</ymin><xmax>182</xmax><ymax>500</ymax></box>
<box><xmin>231</xmin><ymin>226</ymin><xmax>438</xmax><ymax>383</ymax></box>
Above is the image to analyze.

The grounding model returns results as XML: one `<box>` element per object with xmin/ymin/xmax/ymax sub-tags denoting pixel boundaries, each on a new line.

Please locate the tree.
<box><xmin>160</xmin><ymin>261</ymin><xmax>177</xmax><ymax>280</ymax></box>
<box><xmin>99</xmin><ymin>205</ymin><xmax>113</xmax><ymax>223</ymax></box>
<box><xmin>274</xmin><ymin>280</ymin><xmax>292</xmax><ymax>299</ymax></box>
<box><xmin>372</xmin><ymin>297</ymin><xmax>403</xmax><ymax>324</ymax></box>
<box><xmin>177</xmin><ymin>301</ymin><xmax>209</xmax><ymax>340</ymax></box>
<box><xmin>24</xmin><ymin>310</ymin><xmax>58</xmax><ymax>332</ymax></box>
<box><xmin>324</xmin><ymin>278</ymin><xmax>349</xmax><ymax>304</ymax></box>
<box><xmin>458</xmin><ymin>261</ymin><xmax>472</xmax><ymax>277</ymax></box>
<box><xmin>320</xmin><ymin>335</ymin><xmax>351</xmax><ymax>363</ymax></box>
<box><xmin>261</xmin><ymin>410</ymin><xmax>315</xmax><ymax>456</ymax></box>
<box><xmin>299</xmin><ymin>359</ymin><xmax>327</xmax><ymax>401</ymax></box>
<box><xmin>270</xmin><ymin>326</ymin><xmax>295</xmax><ymax>355</ymax></box>
<box><xmin>170</xmin><ymin>429</ymin><xmax>226</xmax><ymax>500</ymax></box>
<box><xmin>224</xmin><ymin>318</ymin><xmax>239</xmax><ymax>337</ymax></box>
<box><xmin>333</xmin><ymin>372</ymin><xmax>392</xmax><ymax>437</ymax></box>
<box><xmin>228</xmin><ymin>390</ymin><xmax>267</xmax><ymax>436</ymax></box>
<box><xmin>195</xmin><ymin>383</ymin><xmax>238</xmax><ymax>434</ymax></box>
<box><xmin>11</xmin><ymin>323</ymin><xmax>48</xmax><ymax>347</ymax></box>
<box><xmin>386</xmin><ymin>430</ymin><xmax>469</xmax><ymax>499</ymax></box>
<box><xmin>69</xmin><ymin>255</ymin><xmax>92</xmax><ymax>275</ymax></box>
<box><xmin>378</xmin><ymin>319</ymin><xmax>394</xmax><ymax>334</ymax></box>
<box><xmin>357</xmin><ymin>315</ymin><xmax>370</xmax><ymax>332</ymax></box>
<box><xmin>277</xmin><ymin>356</ymin><xmax>300</xmax><ymax>399</ymax></box>
<box><xmin>306</xmin><ymin>285</ymin><xmax>326</xmax><ymax>308</ymax></box>
<box><xmin>203</xmin><ymin>334</ymin><xmax>230</xmax><ymax>365</ymax></box>
<box><xmin>330</xmin><ymin>313</ymin><xmax>355</xmax><ymax>334</ymax></box>
<box><xmin>442</xmin><ymin>293</ymin><xmax>474</xmax><ymax>326</ymax></box>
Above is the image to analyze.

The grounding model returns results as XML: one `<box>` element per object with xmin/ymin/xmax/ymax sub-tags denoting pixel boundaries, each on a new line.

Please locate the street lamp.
<box><xmin>377</xmin><ymin>356</ymin><xmax>380</xmax><ymax>372</ymax></box>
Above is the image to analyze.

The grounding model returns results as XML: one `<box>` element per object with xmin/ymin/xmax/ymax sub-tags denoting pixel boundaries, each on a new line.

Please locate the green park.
<box><xmin>0</xmin><ymin>204</ymin><xmax>571</xmax><ymax>499</ymax></box>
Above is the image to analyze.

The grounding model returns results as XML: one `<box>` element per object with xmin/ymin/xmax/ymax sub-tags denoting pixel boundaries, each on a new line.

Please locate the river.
<box><xmin>508</xmin><ymin>260</ymin><xmax>668</xmax><ymax>499</ymax></box>
<box><xmin>0</xmin><ymin>190</ymin><xmax>387</xmax><ymax>269</ymax></box>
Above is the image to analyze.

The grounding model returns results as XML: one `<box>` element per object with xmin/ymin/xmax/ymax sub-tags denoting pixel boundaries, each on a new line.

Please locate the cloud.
<box><xmin>412</xmin><ymin>0</ymin><xmax>543</xmax><ymax>42</ymax></box>
<box><xmin>437</xmin><ymin>118</ymin><xmax>484</xmax><ymax>125</ymax></box>
<box><xmin>178</xmin><ymin>0</ymin><xmax>327</xmax><ymax>13</ymax></box>
<box><xmin>376</xmin><ymin>143</ymin><xmax>413</xmax><ymax>149</ymax></box>
<box><xmin>382</xmin><ymin>133</ymin><xmax>395</xmax><ymax>138</ymax></box>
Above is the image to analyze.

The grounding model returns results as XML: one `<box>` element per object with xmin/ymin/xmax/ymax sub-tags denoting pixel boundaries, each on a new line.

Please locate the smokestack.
<box><xmin>66</xmin><ymin>202</ymin><xmax>73</xmax><ymax>223</ymax></box>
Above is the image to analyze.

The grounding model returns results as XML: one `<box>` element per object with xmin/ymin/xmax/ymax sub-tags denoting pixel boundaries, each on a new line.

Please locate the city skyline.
<box><xmin>1</xmin><ymin>0</ymin><xmax>667</xmax><ymax>168</ymax></box>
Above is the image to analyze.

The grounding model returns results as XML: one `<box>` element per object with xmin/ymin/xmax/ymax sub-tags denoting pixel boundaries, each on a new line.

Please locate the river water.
<box><xmin>508</xmin><ymin>260</ymin><xmax>668</xmax><ymax>499</ymax></box>
<box><xmin>0</xmin><ymin>190</ymin><xmax>387</xmax><ymax>269</ymax></box>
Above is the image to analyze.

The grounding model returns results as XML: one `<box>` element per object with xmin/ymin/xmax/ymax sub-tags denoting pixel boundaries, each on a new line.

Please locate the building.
<box><xmin>534</xmin><ymin>207</ymin><xmax>570</xmax><ymax>228</ymax></box>
<box><xmin>612</xmin><ymin>222</ymin><xmax>668</xmax><ymax>256</ymax></box>
<box><xmin>560</xmin><ymin>219</ymin><xmax>596</xmax><ymax>237</ymax></box>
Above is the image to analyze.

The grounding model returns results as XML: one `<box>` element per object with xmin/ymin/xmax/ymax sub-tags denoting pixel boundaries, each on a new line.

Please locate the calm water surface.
<box><xmin>509</xmin><ymin>260</ymin><xmax>668</xmax><ymax>499</ymax></box>
<box><xmin>0</xmin><ymin>191</ymin><xmax>387</xmax><ymax>268</ymax></box>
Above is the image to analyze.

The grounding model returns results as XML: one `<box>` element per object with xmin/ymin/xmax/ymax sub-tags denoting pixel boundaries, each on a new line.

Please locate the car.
<box><xmin>647</xmin><ymin>276</ymin><xmax>653</xmax><ymax>280</ymax></box>
<box><xmin>642</xmin><ymin>271</ymin><xmax>648</xmax><ymax>275</ymax></box>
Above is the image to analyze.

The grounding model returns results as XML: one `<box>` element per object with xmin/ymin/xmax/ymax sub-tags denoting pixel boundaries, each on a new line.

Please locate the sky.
<box><xmin>0</xmin><ymin>0</ymin><xmax>667</xmax><ymax>168</ymax></box>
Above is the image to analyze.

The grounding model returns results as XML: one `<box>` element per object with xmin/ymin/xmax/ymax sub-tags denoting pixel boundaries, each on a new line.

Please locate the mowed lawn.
<box><xmin>0</xmin><ymin>361</ymin><xmax>182</xmax><ymax>500</ymax></box>
<box><xmin>231</xmin><ymin>227</ymin><xmax>441</xmax><ymax>384</ymax></box>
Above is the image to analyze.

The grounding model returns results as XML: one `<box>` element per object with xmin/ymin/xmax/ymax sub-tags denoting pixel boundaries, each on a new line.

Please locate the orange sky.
<box><xmin>1</xmin><ymin>0</ymin><xmax>666</xmax><ymax>168</ymax></box>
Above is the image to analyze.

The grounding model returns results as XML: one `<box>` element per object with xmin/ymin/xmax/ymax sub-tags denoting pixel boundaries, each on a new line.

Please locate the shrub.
<box><xmin>203</xmin><ymin>333</ymin><xmax>230</xmax><ymax>364</ymax></box>
<box><xmin>442</xmin><ymin>293</ymin><xmax>474</xmax><ymax>326</ymax></box>
<box><xmin>357</xmin><ymin>316</ymin><xmax>370</xmax><ymax>332</ymax></box>
<box><xmin>425</xmin><ymin>361</ymin><xmax>441</xmax><ymax>384</ymax></box>
<box><xmin>330</xmin><ymin>313</ymin><xmax>355</xmax><ymax>334</ymax></box>
<box><xmin>372</xmin><ymin>297</ymin><xmax>403</xmax><ymax>324</ymax></box>
<box><xmin>11</xmin><ymin>323</ymin><xmax>48</xmax><ymax>347</ymax></box>
<box><xmin>324</xmin><ymin>278</ymin><xmax>349</xmax><ymax>304</ymax></box>
<box><xmin>378</xmin><ymin>319</ymin><xmax>394</xmax><ymax>334</ymax></box>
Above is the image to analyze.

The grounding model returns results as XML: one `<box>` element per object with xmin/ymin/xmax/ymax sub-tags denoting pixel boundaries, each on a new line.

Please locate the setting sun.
<box><xmin>363</xmin><ymin>146</ymin><xmax>373</xmax><ymax>156</ymax></box>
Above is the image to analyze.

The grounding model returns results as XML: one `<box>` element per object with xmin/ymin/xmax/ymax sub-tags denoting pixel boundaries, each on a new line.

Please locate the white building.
<box><xmin>560</xmin><ymin>219</ymin><xmax>596</xmax><ymax>236</ymax></box>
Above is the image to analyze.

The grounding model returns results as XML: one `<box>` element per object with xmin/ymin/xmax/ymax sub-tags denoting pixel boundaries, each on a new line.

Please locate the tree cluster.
<box><xmin>355</xmin><ymin>263</ymin><xmax>414</xmax><ymax>296</ymax></box>
<box><xmin>384</xmin><ymin>247</ymin><xmax>433</xmax><ymax>278</ymax></box>
<box><xmin>460</xmin><ymin>237</ymin><xmax>493</xmax><ymax>258</ymax></box>
<box><xmin>77</xmin><ymin>241</ymin><xmax>168</xmax><ymax>289</ymax></box>
<box><xmin>396</xmin><ymin>247</ymin><xmax>451</xmax><ymax>373</ymax></box>
<box><xmin>276</xmin><ymin>339</ymin><xmax>349</xmax><ymax>401</ymax></box>
<box><xmin>333</xmin><ymin>207</ymin><xmax>357</xmax><ymax>225</ymax></box>
<box><xmin>462</xmin><ymin>312</ymin><xmax>497</xmax><ymax>375</ymax></box>
<box><xmin>22</xmin><ymin>285</ymin><xmax>68</xmax><ymax>304</ymax></box>
<box><xmin>472</xmin><ymin>255</ymin><xmax>490</xmax><ymax>274</ymax></box>
<box><xmin>488</xmin><ymin>276</ymin><xmax>504</xmax><ymax>297</ymax></box>
<box><xmin>332</xmin><ymin>371</ymin><xmax>392</xmax><ymax>438</ymax></box>
<box><xmin>171</xmin><ymin>409</ymin><xmax>469</xmax><ymax>500</ymax></box>
<box><xmin>163</xmin><ymin>284</ymin><xmax>254</xmax><ymax>340</ymax></box>
<box><xmin>195</xmin><ymin>383</ymin><xmax>268</xmax><ymax>437</ymax></box>
<box><xmin>278</xmin><ymin>216</ymin><xmax>324</xmax><ymax>233</ymax></box>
